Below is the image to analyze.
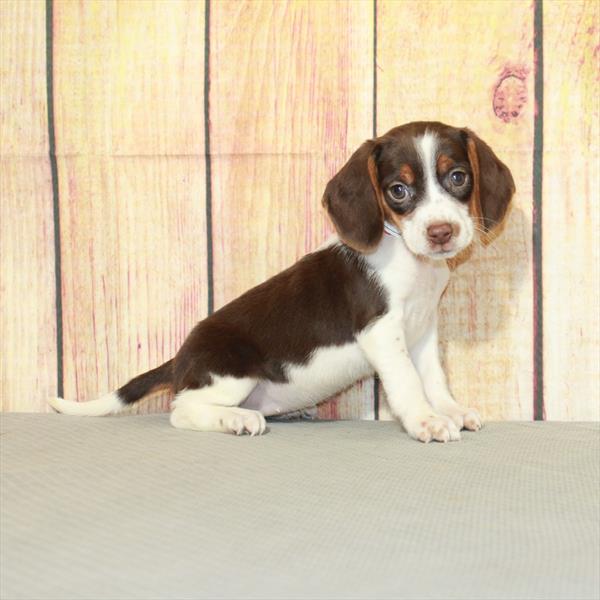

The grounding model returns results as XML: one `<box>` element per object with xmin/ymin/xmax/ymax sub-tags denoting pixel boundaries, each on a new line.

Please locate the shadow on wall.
<box><xmin>438</xmin><ymin>204</ymin><xmax>530</xmax><ymax>349</ymax></box>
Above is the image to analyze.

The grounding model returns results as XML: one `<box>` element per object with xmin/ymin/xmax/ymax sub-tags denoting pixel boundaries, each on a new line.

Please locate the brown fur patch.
<box><xmin>399</xmin><ymin>164</ymin><xmax>415</xmax><ymax>185</ymax></box>
<box><xmin>118</xmin><ymin>360</ymin><xmax>173</xmax><ymax>404</ymax></box>
<box><xmin>374</xmin><ymin>174</ymin><xmax>406</xmax><ymax>231</ymax></box>
<box><xmin>437</xmin><ymin>154</ymin><xmax>454</xmax><ymax>176</ymax></box>
<box><xmin>466</xmin><ymin>133</ymin><xmax>515</xmax><ymax>245</ymax></box>
<box><xmin>171</xmin><ymin>246</ymin><xmax>387</xmax><ymax>392</ymax></box>
<box><xmin>446</xmin><ymin>245</ymin><xmax>474</xmax><ymax>270</ymax></box>
<box><xmin>466</xmin><ymin>139</ymin><xmax>484</xmax><ymax>224</ymax></box>
<box><xmin>322</xmin><ymin>141</ymin><xmax>384</xmax><ymax>253</ymax></box>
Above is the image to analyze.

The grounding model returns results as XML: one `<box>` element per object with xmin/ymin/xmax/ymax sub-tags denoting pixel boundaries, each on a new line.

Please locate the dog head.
<box><xmin>323</xmin><ymin>122</ymin><xmax>515</xmax><ymax>259</ymax></box>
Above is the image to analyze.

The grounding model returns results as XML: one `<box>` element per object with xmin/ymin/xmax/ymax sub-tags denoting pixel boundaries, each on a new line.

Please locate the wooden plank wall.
<box><xmin>1</xmin><ymin>0</ymin><xmax>598</xmax><ymax>421</ymax></box>
<box><xmin>52</xmin><ymin>0</ymin><xmax>207</xmax><ymax>415</ymax></box>
<box><xmin>1</xmin><ymin>0</ymin><xmax>57</xmax><ymax>411</ymax></box>
<box><xmin>543</xmin><ymin>1</ymin><xmax>599</xmax><ymax>420</ymax></box>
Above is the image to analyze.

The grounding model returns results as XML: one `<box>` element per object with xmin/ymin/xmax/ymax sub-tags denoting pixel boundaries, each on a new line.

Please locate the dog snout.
<box><xmin>427</xmin><ymin>222</ymin><xmax>456</xmax><ymax>245</ymax></box>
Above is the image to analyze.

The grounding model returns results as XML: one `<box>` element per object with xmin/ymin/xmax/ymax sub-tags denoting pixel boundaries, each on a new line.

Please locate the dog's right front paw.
<box><xmin>404</xmin><ymin>413</ymin><xmax>461</xmax><ymax>443</ymax></box>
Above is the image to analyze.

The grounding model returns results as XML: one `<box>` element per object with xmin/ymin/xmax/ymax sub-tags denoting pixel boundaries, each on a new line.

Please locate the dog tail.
<box><xmin>48</xmin><ymin>359</ymin><xmax>174</xmax><ymax>416</ymax></box>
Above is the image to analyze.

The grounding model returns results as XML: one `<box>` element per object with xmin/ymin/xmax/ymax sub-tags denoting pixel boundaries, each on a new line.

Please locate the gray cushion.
<box><xmin>1</xmin><ymin>414</ymin><xmax>598</xmax><ymax>599</ymax></box>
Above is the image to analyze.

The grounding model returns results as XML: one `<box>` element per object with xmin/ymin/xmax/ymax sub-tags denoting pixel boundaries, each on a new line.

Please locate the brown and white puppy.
<box><xmin>49</xmin><ymin>121</ymin><xmax>514</xmax><ymax>443</ymax></box>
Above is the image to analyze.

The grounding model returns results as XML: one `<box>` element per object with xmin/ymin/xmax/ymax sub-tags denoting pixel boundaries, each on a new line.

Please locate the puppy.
<box><xmin>49</xmin><ymin>121</ymin><xmax>514</xmax><ymax>443</ymax></box>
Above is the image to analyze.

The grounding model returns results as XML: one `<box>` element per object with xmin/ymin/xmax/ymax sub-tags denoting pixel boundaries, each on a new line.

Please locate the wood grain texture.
<box><xmin>0</xmin><ymin>1</ymin><xmax>57</xmax><ymax>411</ymax></box>
<box><xmin>209</xmin><ymin>0</ymin><xmax>375</xmax><ymax>419</ymax></box>
<box><xmin>543</xmin><ymin>1</ymin><xmax>599</xmax><ymax>420</ymax></box>
<box><xmin>2</xmin><ymin>0</ymin><xmax>598</xmax><ymax>421</ymax></box>
<box><xmin>53</xmin><ymin>0</ymin><xmax>207</xmax><ymax>414</ymax></box>
<box><xmin>377</xmin><ymin>0</ymin><xmax>535</xmax><ymax>421</ymax></box>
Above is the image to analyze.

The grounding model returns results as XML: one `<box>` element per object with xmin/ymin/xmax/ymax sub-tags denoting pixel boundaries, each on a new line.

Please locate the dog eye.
<box><xmin>388</xmin><ymin>183</ymin><xmax>408</xmax><ymax>201</ymax></box>
<box><xmin>449</xmin><ymin>170</ymin><xmax>467</xmax><ymax>186</ymax></box>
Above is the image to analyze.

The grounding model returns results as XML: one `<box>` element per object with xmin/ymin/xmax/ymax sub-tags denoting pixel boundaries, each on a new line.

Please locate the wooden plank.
<box><xmin>210</xmin><ymin>0</ymin><xmax>375</xmax><ymax>419</ymax></box>
<box><xmin>53</xmin><ymin>0</ymin><xmax>207</xmax><ymax>414</ymax></box>
<box><xmin>0</xmin><ymin>1</ymin><xmax>57</xmax><ymax>411</ymax></box>
<box><xmin>317</xmin><ymin>380</ymin><xmax>376</xmax><ymax>421</ymax></box>
<box><xmin>377</xmin><ymin>0</ymin><xmax>535</xmax><ymax>421</ymax></box>
<box><xmin>543</xmin><ymin>1</ymin><xmax>599</xmax><ymax>420</ymax></box>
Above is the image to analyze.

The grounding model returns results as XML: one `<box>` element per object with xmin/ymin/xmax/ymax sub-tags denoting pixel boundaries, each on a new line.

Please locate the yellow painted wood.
<box><xmin>2</xmin><ymin>0</ymin><xmax>597</xmax><ymax>422</ymax></box>
<box><xmin>317</xmin><ymin>380</ymin><xmax>376</xmax><ymax>421</ymax></box>
<box><xmin>53</xmin><ymin>0</ymin><xmax>207</xmax><ymax>414</ymax></box>
<box><xmin>543</xmin><ymin>1</ymin><xmax>599</xmax><ymax>420</ymax></box>
<box><xmin>210</xmin><ymin>0</ymin><xmax>375</xmax><ymax>419</ymax></box>
<box><xmin>377</xmin><ymin>0</ymin><xmax>535</xmax><ymax>421</ymax></box>
<box><xmin>0</xmin><ymin>1</ymin><xmax>57</xmax><ymax>411</ymax></box>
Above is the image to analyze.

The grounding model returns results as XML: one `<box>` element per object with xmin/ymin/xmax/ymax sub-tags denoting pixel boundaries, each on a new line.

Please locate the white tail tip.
<box><xmin>48</xmin><ymin>392</ymin><xmax>123</xmax><ymax>417</ymax></box>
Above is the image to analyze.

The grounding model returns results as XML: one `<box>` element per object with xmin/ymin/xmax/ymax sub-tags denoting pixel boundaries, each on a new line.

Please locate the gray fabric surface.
<box><xmin>1</xmin><ymin>414</ymin><xmax>598</xmax><ymax>600</ymax></box>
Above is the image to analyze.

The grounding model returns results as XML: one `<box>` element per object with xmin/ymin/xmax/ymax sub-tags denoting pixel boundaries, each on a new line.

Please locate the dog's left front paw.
<box><xmin>438</xmin><ymin>405</ymin><xmax>483</xmax><ymax>432</ymax></box>
<box><xmin>461</xmin><ymin>409</ymin><xmax>482</xmax><ymax>431</ymax></box>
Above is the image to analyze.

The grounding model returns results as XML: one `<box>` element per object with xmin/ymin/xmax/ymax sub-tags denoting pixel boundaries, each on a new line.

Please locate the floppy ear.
<box><xmin>322</xmin><ymin>140</ymin><xmax>384</xmax><ymax>253</ymax></box>
<box><xmin>464</xmin><ymin>129</ymin><xmax>515</xmax><ymax>243</ymax></box>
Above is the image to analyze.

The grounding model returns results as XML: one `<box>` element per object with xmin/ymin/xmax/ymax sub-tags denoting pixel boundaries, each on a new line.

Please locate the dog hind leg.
<box><xmin>170</xmin><ymin>376</ymin><xmax>266</xmax><ymax>436</ymax></box>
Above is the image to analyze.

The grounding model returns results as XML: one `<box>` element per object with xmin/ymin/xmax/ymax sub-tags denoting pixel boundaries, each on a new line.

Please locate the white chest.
<box><xmin>402</xmin><ymin>263</ymin><xmax>448</xmax><ymax>346</ymax></box>
<box><xmin>242</xmin><ymin>237</ymin><xmax>450</xmax><ymax>417</ymax></box>
<box><xmin>367</xmin><ymin>235</ymin><xmax>450</xmax><ymax>348</ymax></box>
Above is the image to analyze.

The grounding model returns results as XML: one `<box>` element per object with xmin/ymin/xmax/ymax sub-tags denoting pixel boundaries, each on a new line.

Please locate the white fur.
<box><xmin>241</xmin><ymin>342</ymin><xmax>373</xmax><ymax>416</ymax></box>
<box><xmin>358</xmin><ymin>234</ymin><xmax>462</xmax><ymax>442</ymax></box>
<box><xmin>170</xmin><ymin>404</ymin><xmax>266</xmax><ymax>436</ymax></box>
<box><xmin>48</xmin><ymin>392</ymin><xmax>123</xmax><ymax>416</ymax></box>
<box><xmin>172</xmin><ymin>375</ymin><xmax>257</xmax><ymax>409</ymax></box>
<box><xmin>170</xmin><ymin>376</ymin><xmax>263</xmax><ymax>435</ymax></box>
<box><xmin>365</xmin><ymin>233</ymin><xmax>450</xmax><ymax>348</ymax></box>
<box><xmin>169</xmin><ymin>233</ymin><xmax>478</xmax><ymax>441</ymax></box>
<box><xmin>400</xmin><ymin>132</ymin><xmax>474</xmax><ymax>259</ymax></box>
<box><xmin>410</xmin><ymin>316</ymin><xmax>482</xmax><ymax>431</ymax></box>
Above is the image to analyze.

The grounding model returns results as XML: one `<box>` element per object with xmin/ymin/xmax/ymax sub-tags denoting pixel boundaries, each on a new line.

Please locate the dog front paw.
<box><xmin>461</xmin><ymin>408</ymin><xmax>482</xmax><ymax>431</ymax></box>
<box><xmin>404</xmin><ymin>413</ymin><xmax>461</xmax><ymax>443</ymax></box>
<box><xmin>437</xmin><ymin>404</ymin><xmax>483</xmax><ymax>431</ymax></box>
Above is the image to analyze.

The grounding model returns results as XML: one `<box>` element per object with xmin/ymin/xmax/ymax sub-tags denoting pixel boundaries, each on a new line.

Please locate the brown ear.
<box><xmin>322</xmin><ymin>140</ymin><xmax>384</xmax><ymax>253</ymax></box>
<box><xmin>464</xmin><ymin>129</ymin><xmax>515</xmax><ymax>244</ymax></box>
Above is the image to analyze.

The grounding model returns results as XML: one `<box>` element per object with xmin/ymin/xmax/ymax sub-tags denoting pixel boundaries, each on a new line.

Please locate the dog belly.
<box><xmin>241</xmin><ymin>342</ymin><xmax>373</xmax><ymax>416</ymax></box>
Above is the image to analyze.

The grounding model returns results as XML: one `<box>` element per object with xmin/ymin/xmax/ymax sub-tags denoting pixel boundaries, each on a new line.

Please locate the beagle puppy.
<box><xmin>50</xmin><ymin>121</ymin><xmax>514</xmax><ymax>443</ymax></box>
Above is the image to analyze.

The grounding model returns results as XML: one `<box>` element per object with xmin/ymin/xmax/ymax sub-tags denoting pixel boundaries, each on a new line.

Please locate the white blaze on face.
<box><xmin>399</xmin><ymin>131</ymin><xmax>474</xmax><ymax>259</ymax></box>
<box><xmin>417</xmin><ymin>131</ymin><xmax>441</xmax><ymax>203</ymax></box>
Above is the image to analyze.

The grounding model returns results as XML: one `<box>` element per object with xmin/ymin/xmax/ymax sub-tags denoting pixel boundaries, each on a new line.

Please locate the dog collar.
<box><xmin>383</xmin><ymin>221</ymin><xmax>402</xmax><ymax>239</ymax></box>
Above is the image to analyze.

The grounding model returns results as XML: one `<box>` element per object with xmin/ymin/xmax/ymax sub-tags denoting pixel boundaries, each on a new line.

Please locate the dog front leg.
<box><xmin>410</xmin><ymin>317</ymin><xmax>482</xmax><ymax>432</ymax></box>
<box><xmin>358</xmin><ymin>313</ymin><xmax>461</xmax><ymax>443</ymax></box>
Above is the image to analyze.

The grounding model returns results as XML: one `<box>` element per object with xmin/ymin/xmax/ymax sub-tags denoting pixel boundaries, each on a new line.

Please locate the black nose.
<box><xmin>427</xmin><ymin>222</ymin><xmax>453</xmax><ymax>245</ymax></box>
